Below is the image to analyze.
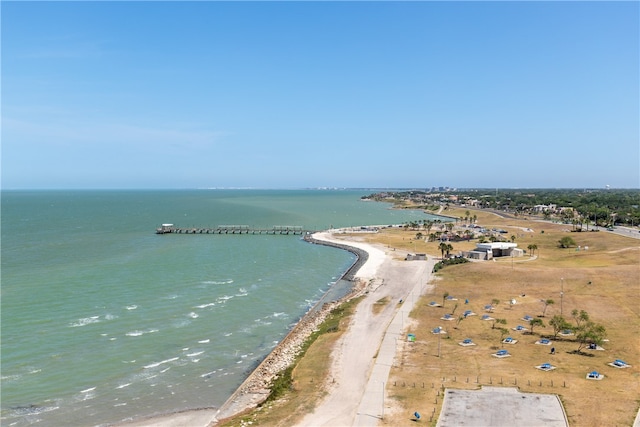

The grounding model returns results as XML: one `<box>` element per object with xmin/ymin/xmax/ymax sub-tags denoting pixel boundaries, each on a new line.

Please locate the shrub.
<box><xmin>433</xmin><ymin>257</ymin><xmax>469</xmax><ymax>272</ymax></box>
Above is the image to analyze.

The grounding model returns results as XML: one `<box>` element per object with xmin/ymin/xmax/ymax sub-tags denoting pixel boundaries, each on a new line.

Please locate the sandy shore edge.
<box><xmin>116</xmin><ymin>230</ymin><xmax>385</xmax><ymax>427</ymax></box>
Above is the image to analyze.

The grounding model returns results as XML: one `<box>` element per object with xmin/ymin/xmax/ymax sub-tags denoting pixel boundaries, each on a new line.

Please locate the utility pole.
<box><xmin>560</xmin><ymin>278</ymin><xmax>564</xmax><ymax>316</ymax></box>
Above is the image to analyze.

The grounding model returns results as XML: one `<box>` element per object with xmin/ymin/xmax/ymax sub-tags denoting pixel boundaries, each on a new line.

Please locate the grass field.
<box><xmin>369</xmin><ymin>208</ymin><xmax>640</xmax><ymax>427</ymax></box>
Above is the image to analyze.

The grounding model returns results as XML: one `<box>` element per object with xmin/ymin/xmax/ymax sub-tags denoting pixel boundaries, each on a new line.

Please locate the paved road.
<box><xmin>353</xmin><ymin>257</ymin><xmax>435</xmax><ymax>426</ymax></box>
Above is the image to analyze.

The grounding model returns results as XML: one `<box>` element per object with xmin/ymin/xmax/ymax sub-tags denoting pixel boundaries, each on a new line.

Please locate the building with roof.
<box><xmin>463</xmin><ymin>242</ymin><xmax>523</xmax><ymax>260</ymax></box>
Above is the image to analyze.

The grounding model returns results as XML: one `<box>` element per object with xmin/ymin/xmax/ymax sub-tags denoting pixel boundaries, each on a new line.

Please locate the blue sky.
<box><xmin>2</xmin><ymin>1</ymin><xmax>638</xmax><ymax>189</ymax></box>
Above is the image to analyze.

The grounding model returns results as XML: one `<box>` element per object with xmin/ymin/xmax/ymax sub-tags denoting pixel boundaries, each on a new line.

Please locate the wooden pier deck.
<box><xmin>156</xmin><ymin>224</ymin><xmax>315</xmax><ymax>235</ymax></box>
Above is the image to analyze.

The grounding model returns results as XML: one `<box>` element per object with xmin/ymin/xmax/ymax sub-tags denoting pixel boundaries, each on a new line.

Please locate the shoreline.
<box><xmin>116</xmin><ymin>229</ymin><xmax>385</xmax><ymax>427</ymax></box>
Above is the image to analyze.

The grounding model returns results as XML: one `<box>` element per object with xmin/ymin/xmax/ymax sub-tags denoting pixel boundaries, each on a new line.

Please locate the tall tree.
<box><xmin>529</xmin><ymin>318</ymin><xmax>545</xmax><ymax>335</ymax></box>
<box><xmin>549</xmin><ymin>315</ymin><xmax>571</xmax><ymax>339</ymax></box>
<box><xmin>571</xmin><ymin>309</ymin><xmax>590</xmax><ymax>328</ymax></box>
<box><xmin>439</xmin><ymin>242</ymin><xmax>449</xmax><ymax>259</ymax></box>
<box><xmin>541</xmin><ymin>299</ymin><xmax>555</xmax><ymax>317</ymax></box>
<box><xmin>576</xmin><ymin>321</ymin><xmax>607</xmax><ymax>351</ymax></box>
<box><xmin>492</xmin><ymin>318</ymin><xmax>507</xmax><ymax>330</ymax></box>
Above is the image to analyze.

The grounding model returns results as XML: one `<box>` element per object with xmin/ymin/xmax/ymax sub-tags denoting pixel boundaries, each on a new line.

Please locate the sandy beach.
<box><xmin>119</xmin><ymin>229</ymin><xmax>428</xmax><ymax>427</ymax></box>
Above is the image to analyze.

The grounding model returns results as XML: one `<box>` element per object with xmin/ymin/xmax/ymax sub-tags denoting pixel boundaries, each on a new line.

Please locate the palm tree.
<box><xmin>439</xmin><ymin>242</ymin><xmax>449</xmax><ymax>259</ymax></box>
<box><xmin>446</xmin><ymin>243</ymin><xmax>453</xmax><ymax>258</ymax></box>
<box><xmin>424</xmin><ymin>221</ymin><xmax>434</xmax><ymax>234</ymax></box>
<box><xmin>442</xmin><ymin>291</ymin><xmax>450</xmax><ymax>307</ymax></box>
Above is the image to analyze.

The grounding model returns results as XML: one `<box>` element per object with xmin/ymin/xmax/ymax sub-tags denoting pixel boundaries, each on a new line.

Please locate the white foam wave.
<box><xmin>198</xmin><ymin>339</ymin><xmax>210</xmax><ymax>343</ymax></box>
<box><xmin>125</xmin><ymin>329</ymin><xmax>158</xmax><ymax>337</ymax></box>
<box><xmin>1</xmin><ymin>374</ymin><xmax>21</xmax><ymax>382</ymax></box>
<box><xmin>116</xmin><ymin>383</ymin><xmax>131</xmax><ymax>389</ymax></box>
<box><xmin>195</xmin><ymin>302</ymin><xmax>216</xmax><ymax>309</ymax></box>
<box><xmin>188</xmin><ymin>312</ymin><xmax>199</xmax><ymax>319</ymax></box>
<box><xmin>186</xmin><ymin>351</ymin><xmax>204</xmax><ymax>357</ymax></box>
<box><xmin>201</xmin><ymin>279</ymin><xmax>233</xmax><ymax>285</ymax></box>
<box><xmin>69</xmin><ymin>316</ymin><xmax>101</xmax><ymax>327</ymax></box>
<box><xmin>223</xmin><ymin>332</ymin><xmax>232</xmax><ymax>337</ymax></box>
<box><xmin>217</xmin><ymin>295</ymin><xmax>234</xmax><ymax>302</ymax></box>
<box><xmin>10</xmin><ymin>404</ymin><xmax>60</xmax><ymax>416</ymax></box>
<box><xmin>126</xmin><ymin>305</ymin><xmax>138</xmax><ymax>310</ymax></box>
<box><xmin>143</xmin><ymin>357</ymin><xmax>179</xmax><ymax>369</ymax></box>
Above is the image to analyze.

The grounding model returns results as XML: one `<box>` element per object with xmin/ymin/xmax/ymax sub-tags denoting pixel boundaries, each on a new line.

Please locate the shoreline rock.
<box><xmin>211</xmin><ymin>278</ymin><xmax>367</xmax><ymax>425</ymax></box>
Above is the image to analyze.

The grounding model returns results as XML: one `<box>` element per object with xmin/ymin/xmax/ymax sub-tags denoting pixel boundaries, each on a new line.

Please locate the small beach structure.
<box><xmin>429</xmin><ymin>301</ymin><xmax>442</xmax><ymax>307</ymax></box>
<box><xmin>446</xmin><ymin>295</ymin><xmax>458</xmax><ymax>301</ymax></box>
<box><xmin>463</xmin><ymin>310</ymin><xmax>475</xmax><ymax>317</ymax></box>
<box><xmin>513</xmin><ymin>325</ymin><xmax>528</xmax><ymax>332</ymax></box>
<box><xmin>536</xmin><ymin>338</ymin><xmax>552</xmax><ymax>346</ymax></box>
<box><xmin>522</xmin><ymin>315</ymin><xmax>533</xmax><ymax>322</ymax></box>
<box><xmin>536</xmin><ymin>363</ymin><xmax>556</xmax><ymax>371</ymax></box>
<box><xmin>459</xmin><ymin>338</ymin><xmax>476</xmax><ymax>346</ymax></box>
<box><xmin>609</xmin><ymin>359</ymin><xmax>630</xmax><ymax>368</ymax></box>
<box><xmin>407</xmin><ymin>333</ymin><xmax>416</xmax><ymax>342</ymax></box>
<box><xmin>463</xmin><ymin>242</ymin><xmax>523</xmax><ymax>260</ymax></box>
<box><xmin>559</xmin><ymin>329</ymin><xmax>574</xmax><ymax>336</ymax></box>
<box><xmin>587</xmin><ymin>343</ymin><xmax>605</xmax><ymax>351</ymax></box>
<box><xmin>502</xmin><ymin>336</ymin><xmax>517</xmax><ymax>344</ymax></box>
<box><xmin>586</xmin><ymin>371</ymin><xmax>604</xmax><ymax>380</ymax></box>
<box><xmin>482</xmin><ymin>314</ymin><xmax>493</xmax><ymax>321</ymax></box>
<box><xmin>156</xmin><ymin>223</ymin><xmax>175</xmax><ymax>234</ymax></box>
<box><xmin>484</xmin><ymin>304</ymin><xmax>494</xmax><ymax>312</ymax></box>
<box><xmin>432</xmin><ymin>326</ymin><xmax>446</xmax><ymax>334</ymax></box>
<box><xmin>493</xmin><ymin>349</ymin><xmax>511</xmax><ymax>358</ymax></box>
<box><xmin>441</xmin><ymin>313</ymin><xmax>454</xmax><ymax>321</ymax></box>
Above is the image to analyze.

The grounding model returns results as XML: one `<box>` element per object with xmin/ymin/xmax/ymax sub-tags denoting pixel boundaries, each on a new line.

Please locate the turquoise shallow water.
<box><xmin>1</xmin><ymin>190</ymin><xmax>435</xmax><ymax>426</ymax></box>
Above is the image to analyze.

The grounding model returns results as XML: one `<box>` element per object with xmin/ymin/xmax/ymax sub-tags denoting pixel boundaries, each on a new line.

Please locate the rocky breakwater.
<box><xmin>212</xmin><ymin>279</ymin><xmax>367</xmax><ymax>425</ymax></box>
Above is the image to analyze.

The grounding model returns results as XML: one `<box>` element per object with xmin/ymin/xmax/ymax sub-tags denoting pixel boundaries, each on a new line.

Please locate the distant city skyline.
<box><xmin>3</xmin><ymin>2</ymin><xmax>638</xmax><ymax>189</ymax></box>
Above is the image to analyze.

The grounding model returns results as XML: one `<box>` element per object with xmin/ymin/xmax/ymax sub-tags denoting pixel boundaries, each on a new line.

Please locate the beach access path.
<box><xmin>297</xmin><ymin>232</ymin><xmax>435</xmax><ymax>426</ymax></box>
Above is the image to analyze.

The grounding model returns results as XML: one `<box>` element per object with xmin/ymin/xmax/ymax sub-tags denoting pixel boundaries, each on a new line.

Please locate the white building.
<box><xmin>464</xmin><ymin>242</ymin><xmax>523</xmax><ymax>260</ymax></box>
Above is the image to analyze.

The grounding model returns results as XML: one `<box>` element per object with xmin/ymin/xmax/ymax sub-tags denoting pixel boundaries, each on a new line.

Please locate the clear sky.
<box><xmin>2</xmin><ymin>1</ymin><xmax>638</xmax><ymax>189</ymax></box>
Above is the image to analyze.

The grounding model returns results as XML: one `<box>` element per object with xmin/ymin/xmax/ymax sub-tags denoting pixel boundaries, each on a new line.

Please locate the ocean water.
<box><xmin>1</xmin><ymin>189</ymin><xmax>435</xmax><ymax>426</ymax></box>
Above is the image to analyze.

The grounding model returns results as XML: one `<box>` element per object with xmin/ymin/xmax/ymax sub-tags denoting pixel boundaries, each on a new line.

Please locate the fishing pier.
<box><xmin>156</xmin><ymin>224</ymin><xmax>315</xmax><ymax>235</ymax></box>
